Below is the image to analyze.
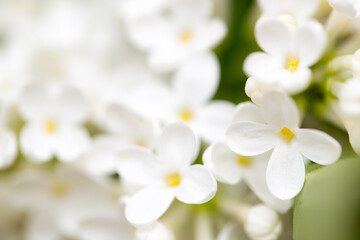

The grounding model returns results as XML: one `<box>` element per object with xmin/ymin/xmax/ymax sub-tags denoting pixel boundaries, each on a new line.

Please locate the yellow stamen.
<box><xmin>45</xmin><ymin>120</ymin><xmax>57</xmax><ymax>134</ymax></box>
<box><xmin>279</xmin><ymin>127</ymin><xmax>295</xmax><ymax>142</ymax></box>
<box><xmin>288</xmin><ymin>58</ymin><xmax>299</xmax><ymax>72</ymax></box>
<box><xmin>50</xmin><ymin>180</ymin><xmax>68</xmax><ymax>197</ymax></box>
<box><xmin>180</xmin><ymin>31</ymin><xmax>192</xmax><ymax>43</ymax></box>
<box><xmin>178</xmin><ymin>109</ymin><xmax>193</xmax><ymax>122</ymax></box>
<box><xmin>237</xmin><ymin>155</ymin><xmax>252</xmax><ymax>167</ymax></box>
<box><xmin>166</xmin><ymin>173</ymin><xmax>182</xmax><ymax>187</ymax></box>
<box><xmin>135</xmin><ymin>139</ymin><xmax>147</xmax><ymax>147</ymax></box>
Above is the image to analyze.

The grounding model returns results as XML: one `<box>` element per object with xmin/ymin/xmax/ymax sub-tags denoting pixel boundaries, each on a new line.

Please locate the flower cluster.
<box><xmin>0</xmin><ymin>0</ymin><xmax>358</xmax><ymax>239</ymax></box>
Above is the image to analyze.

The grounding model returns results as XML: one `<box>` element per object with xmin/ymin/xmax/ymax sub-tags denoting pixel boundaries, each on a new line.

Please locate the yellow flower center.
<box><xmin>45</xmin><ymin>120</ymin><xmax>57</xmax><ymax>134</ymax></box>
<box><xmin>180</xmin><ymin>30</ymin><xmax>192</xmax><ymax>43</ymax></box>
<box><xmin>279</xmin><ymin>127</ymin><xmax>295</xmax><ymax>142</ymax></box>
<box><xmin>50</xmin><ymin>180</ymin><xmax>68</xmax><ymax>197</ymax></box>
<box><xmin>135</xmin><ymin>139</ymin><xmax>147</xmax><ymax>147</ymax></box>
<box><xmin>288</xmin><ymin>58</ymin><xmax>299</xmax><ymax>72</ymax></box>
<box><xmin>166</xmin><ymin>173</ymin><xmax>182</xmax><ymax>187</ymax></box>
<box><xmin>237</xmin><ymin>155</ymin><xmax>253</xmax><ymax>167</ymax></box>
<box><xmin>178</xmin><ymin>109</ymin><xmax>193</xmax><ymax>122</ymax></box>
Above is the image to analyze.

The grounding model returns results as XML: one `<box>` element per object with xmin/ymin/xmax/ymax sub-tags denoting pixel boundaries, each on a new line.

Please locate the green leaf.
<box><xmin>294</xmin><ymin>158</ymin><xmax>360</xmax><ymax>240</ymax></box>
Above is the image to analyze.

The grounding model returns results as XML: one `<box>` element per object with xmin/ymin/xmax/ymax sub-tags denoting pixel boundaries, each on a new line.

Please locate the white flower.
<box><xmin>135</xmin><ymin>221</ymin><xmax>175</xmax><ymax>240</ymax></box>
<box><xmin>130</xmin><ymin>53</ymin><xmax>235</xmax><ymax>143</ymax></box>
<box><xmin>204</xmin><ymin>143</ymin><xmax>291</xmax><ymax>213</ymax></box>
<box><xmin>244</xmin><ymin>204</ymin><xmax>282</xmax><ymax>240</ymax></box>
<box><xmin>328</xmin><ymin>0</ymin><xmax>360</xmax><ymax>18</ymax></box>
<box><xmin>244</xmin><ymin>17</ymin><xmax>326</xmax><ymax>95</ymax></box>
<box><xmin>77</xmin><ymin>214</ymin><xmax>175</xmax><ymax>240</ymax></box>
<box><xmin>127</xmin><ymin>1</ymin><xmax>226</xmax><ymax>72</ymax></box>
<box><xmin>203</xmin><ymin>102</ymin><xmax>292</xmax><ymax>213</ymax></box>
<box><xmin>226</xmin><ymin>91</ymin><xmax>341</xmax><ymax>199</ymax></box>
<box><xmin>117</xmin><ymin>122</ymin><xmax>217</xmax><ymax>225</ymax></box>
<box><xmin>245</xmin><ymin>77</ymin><xmax>280</xmax><ymax>105</ymax></box>
<box><xmin>117</xmin><ymin>0</ymin><xmax>167</xmax><ymax>22</ymax></box>
<box><xmin>0</xmin><ymin>98</ymin><xmax>17</xmax><ymax>170</ymax></box>
<box><xmin>338</xmin><ymin>78</ymin><xmax>360</xmax><ymax>117</ymax></box>
<box><xmin>257</xmin><ymin>0</ymin><xmax>320</xmax><ymax>22</ymax></box>
<box><xmin>75</xmin><ymin>135</ymin><xmax>125</xmax><ymax>176</ymax></box>
<box><xmin>8</xmin><ymin>166</ymin><xmax>120</xmax><ymax>239</ymax></box>
<box><xmin>102</xmin><ymin>104</ymin><xmax>156</xmax><ymax>150</ymax></box>
<box><xmin>18</xmin><ymin>83</ymin><xmax>90</xmax><ymax>163</ymax></box>
<box><xmin>76</xmin><ymin>104</ymin><xmax>157</xmax><ymax>176</ymax></box>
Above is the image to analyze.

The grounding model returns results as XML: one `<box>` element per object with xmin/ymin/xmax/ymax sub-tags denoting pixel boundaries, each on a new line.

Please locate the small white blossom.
<box><xmin>244</xmin><ymin>17</ymin><xmax>326</xmax><ymax>95</ymax></box>
<box><xmin>117</xmin><ymin>122</ymin><xmax>217</xmax><ymax>225</ymax></box>
<box><xmin>226</xmin><ymin>91</ymin><xmax>341</xmax><ymax>199</ymax></box>
<box><xmin>328</xmin><ymin>0</ymin><xmax>360</xmax><ymax>18</ymax></box>
<box><xmin>127</xmin><ymin>0</ymin><xmax>226</xmax><ymax>72</ymax></box>
<box><xmin>130</xmin><ymin>53</ymin><xmax>235</xmax><ymax>143</ymax></box>
<box><xmin>244</xmin><ymin>204</ymin><xmax>282</xmax><ymax>240</ymax></box>
<box><xmin>18</xmin><ymin>83</ymin><xmax>90</xmax><ymax>163</ymax></box>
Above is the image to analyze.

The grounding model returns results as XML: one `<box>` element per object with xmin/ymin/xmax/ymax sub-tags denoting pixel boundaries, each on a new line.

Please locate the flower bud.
<box><xmin>352</xmin><ymin>49</ymin><xmax>360</xmax><ymax>78</ymax></box>
<box><xmin>328</xmin><ymin>0</ymin><xmax>360</xmax><ymax>18</ymax></box>
<box><xmin>244</xmin><ymin>204</ymin><xmax>282</xmax><ymax>240</ymax></box>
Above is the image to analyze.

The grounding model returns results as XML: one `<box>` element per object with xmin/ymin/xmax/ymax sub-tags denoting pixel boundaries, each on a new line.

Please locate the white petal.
<box><xmin>77</xmin><ymin>217</ymin><xmax>133</xmax><ymax>240</ymax></box>
<box><xmin>194</xmin><ymin>101</ymin><xmax>235</xmax><ymax>143</ymax></box>
<box><xmin>266</xmin><ymin>146</ymin><xmax>305</xmax><ymax>200</ymax></box>
<box><xmin>209</xmin><ymin>142</ymin><xmax>242</xmax><ymax>184</ymax></box>
<box><xmin>20</xmin><ymin>124</ymin><xmax>54</xmax><ymax>163</ymax></box>
<box><xmin>136</xmin><ymin>222</ymin><xmax>175</xmax><ymax>240</ymax></box>
<box><xmin>127</xmin><ymin>16</ymin><xmax>171</xmax><ymax>51</ymax></box>
<box><xmin>56</xmin><ymin>86</ymin><xmax>89</xmax><ymax>123</ymax></box>
<box><xmin>148</xmin><ymin>48</ymin><xmax>189</xmax><ymax>73</ymax></box>
<box><xmin>278</xmin><ymin>67</ymin><xmax>312</xmax><ymax>94</ymax></box>
<box><xmin>294</xmin><ymin>21</ymin><xmax>326</xmax><ymax>67</ymax></box>
<box><xmin>169</xmin><ymin>0</ymin><xmax>213</xmax><ymax>20</ymax></box>
<box><xmin>295</xmin><ymin>129</ymin><xmax>341</xmax><ymax>165</ymax></box>
<box><xmin>226</xmin><ymin>121</ymin><xmax>277</xmax><ymax>156</ymax></box>
<box><xmin>103</xmin><ymin>104</ymin><xmax>155</xmax><ymax>148</ymax></box>
<box><xmin>195</xmin><ymin>18</ymin><xmax>227</xmax><ymax>51</ymax></box>
<box><xmin>117</xmin><ymin>146</ymin><xmax>162</xmax><ymax>186</ymax></box>
<box><xmin>176</xmin><ymin>164</ymin><xmax>217</xmax><ymax>204</ymax></box>
<box><xmin>25</xmin><ymin>212</ymin><xmax>59</xmax><ymax>240</ymax></box>
<box><xmin>54</xmin><ymin>126</ymin><xmax>90</xmax><ymax>162</ymax></box>
<box><xmin>125</xmin><ymin>187</ymin><xmax>174</xmax><ymax>225</ymax></box>
<box><xmin>255</xmin><ymin>17</ymin><xmax>292</xmax><ymax>57</ymax></box>
<box><xmin>244</xmin><ymin>153</ymin><xmax>293</xmax><ymax>213</ymax></box>
<box><xmin>159</xmin><ymin>122</ymin><xmax>197</xmax><ymax>168</ymax></box>
<box><xmin>232</xmin><ymin>102</ymin><xmax>264</xmax><ymax>123</ymax></box>
<box><xmin>346</xmin><ymin>119</ymin><xmax>360</xmax><ymax>156</ymax></box>
<box><xmin>0</xmin><ymin>129</ymin><xmax>17</xmax><ymax>169</ymax></box>
<box><xmin>173</xmin><ymin>52</ymin><xmax>219</xmax><ymax>106</ymax></box>
<box><xmin>243</xmin><ymin>52</ymin><xmax>281</xmax><ymax>83</ymax></box>
<box><xmin>260</xmin><ymin>91</ymin><xmax>300</xmax><ymax>129</ymax></box>
<box><xmin>78</xmin><ymin>135</ymin><xmax>123</xmax><ymax>176</ymax></box>
<box><xmin>18</xmin><ymin>84</ymin><xmax>52</xmax><ymax>122</ymax></box>
<box><xmin>129</xmin><ymin>82</ymin><xmax>174</xmax><ymax>121</ymax></box>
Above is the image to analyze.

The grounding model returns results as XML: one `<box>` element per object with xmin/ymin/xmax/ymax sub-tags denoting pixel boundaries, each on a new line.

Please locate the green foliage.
<box><xmin>214</xmin><ymin>0</ymin><xmax>259</xmax><ymax>103</ymax></box>
<box><xmin>294</xmin><ymin>158</ymin><xmax>360</xmax><ymax>240</ymax></box>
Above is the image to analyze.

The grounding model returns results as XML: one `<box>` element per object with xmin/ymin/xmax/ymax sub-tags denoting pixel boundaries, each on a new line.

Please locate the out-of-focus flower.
<box><xmin>257</xmin><ymin>0</ymin><xmax>320</xmax><ymax>22</ymax></box>
<box><xmin>18</xmin><ymin>83</ymin><xmax>90</xmax><ymax>163</ymax></box>
<box><xmin>328</xmin><ymin>0</ymin><xmax>360</xmax><ymax>18</ymax></box>
<box><xmin>102</xmin><ymin>104</ymin><xmax>156</xmax><ymax>150</ymax></box>
<box><xmin>244</xmin><ymin>204</ymin><xmax>282</xmax><ymax>240</ymax></box>
<box><xmin>244</xmin><ymin>17</ymin><xmax>326</xmax><ymax>95</ymax></box>
<box><xmin>77</xmin><ymin>210</ymin><xmax>175</xmax><ymax>240</ymax></box>
<box><xmin>8</xmin><ymin>166</ymin><xmax>120</xmax><ymax>239</ymax></box>
<box><xmin>127</xmin><ymin>0</ymin><xmax>226</xmax><ymax>72</ymax></box>
<box><xmin>117</xmin><ymin>122</ymin><xmax>217</xmax><ymax>225</ymax></box>
<box><xmin>130</xmin><ymin>53</ymin><xmax>235</xmax><ymax>143</ymax></box>
<box><xmin>226</xmin><ymin>91</ymin><xmax>341</xmax><ymax>199</ymax></box>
